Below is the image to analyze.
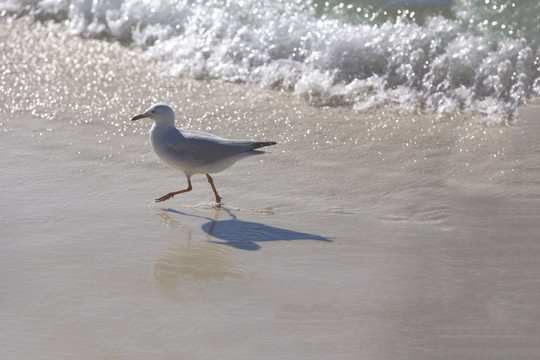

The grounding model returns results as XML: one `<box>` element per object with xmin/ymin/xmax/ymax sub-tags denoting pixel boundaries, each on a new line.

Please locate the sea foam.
<box><xmin>2</xmin><ymin>0</ymin><xmax>539</xmax><ymax>124</ymax></box>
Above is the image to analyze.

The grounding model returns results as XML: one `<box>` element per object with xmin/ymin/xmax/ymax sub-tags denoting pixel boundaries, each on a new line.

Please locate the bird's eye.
<box><xmin>151</xmin><ymin>110</ymin><xmax>156</xmax><ymax>114</ymax></box>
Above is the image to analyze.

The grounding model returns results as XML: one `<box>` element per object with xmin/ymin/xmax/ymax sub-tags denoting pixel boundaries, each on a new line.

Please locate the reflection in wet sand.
<box><xmin>153</xmin><ymin>211</ymin><xmax>247</xmax><ymax>301</ymax></box>
<box><xmin>153</xmin><ymin>240</ymin><xmax>246</xmax><ymax>301</ymax></box>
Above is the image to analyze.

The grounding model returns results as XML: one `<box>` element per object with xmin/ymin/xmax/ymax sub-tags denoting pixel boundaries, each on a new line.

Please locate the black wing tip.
<box><xmin>253</xmin><ymin>141</ymin><xmax>277</xmax><ymax>149</ymax></box>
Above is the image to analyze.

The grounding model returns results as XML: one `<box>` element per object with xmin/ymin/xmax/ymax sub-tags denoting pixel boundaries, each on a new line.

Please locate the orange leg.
<box><xmin>155</xmin><ymin>179</ymin><xmax>192</xmax><ymax>203</ymax></box>
<box><xmin>205</xmin><ymin>174</ymin><xmax>222</xmax><ymax>204</ymax></box>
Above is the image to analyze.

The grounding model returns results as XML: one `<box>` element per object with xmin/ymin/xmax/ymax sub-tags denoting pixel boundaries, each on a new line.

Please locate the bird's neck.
<box><xmin>150</xmin><ymin>121</ymin><xmax>183</xmax><ymax>142</ymax></box>
<box><xmin>151</xmin><ymin>120</ymin><xmax>175</xmax><ymax>132</ymax></box>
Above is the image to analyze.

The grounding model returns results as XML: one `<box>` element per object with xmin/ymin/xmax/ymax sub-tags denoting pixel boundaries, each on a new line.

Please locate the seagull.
<box><xmin>131</xmin><ymin>104</ymin><xmax>276</xmax><ymax>204</ymax></box>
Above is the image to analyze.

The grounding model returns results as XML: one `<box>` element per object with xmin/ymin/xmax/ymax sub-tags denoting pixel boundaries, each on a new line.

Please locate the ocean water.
<box><xmin>2</xmin><ymin>3</ymin><xmax>540</xmax><ymax>360</ymax></box>
<box><xmin>2</xmin><ymin>0</ymin><xmax>539</xmax><ymax>123</ymax></box>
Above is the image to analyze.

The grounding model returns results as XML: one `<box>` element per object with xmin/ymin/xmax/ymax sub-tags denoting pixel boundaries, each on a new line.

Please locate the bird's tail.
<box><xmin>253</xmin><ymin>141</ymin><xmax>277</xmax><ymax>149</ymax></box>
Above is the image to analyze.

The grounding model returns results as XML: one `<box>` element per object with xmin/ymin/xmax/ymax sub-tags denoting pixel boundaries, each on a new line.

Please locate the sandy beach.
<box><xmin>1</xmin><ymin>16</ymin><xmax>540</xmax><ymax>360</ymax></box>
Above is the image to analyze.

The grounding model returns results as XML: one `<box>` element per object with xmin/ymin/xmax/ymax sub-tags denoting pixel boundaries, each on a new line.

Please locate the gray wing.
<box><xmin>166</xmin><ymin>129</ymin><xmax>260</xmax><ymax>165</ymax></box>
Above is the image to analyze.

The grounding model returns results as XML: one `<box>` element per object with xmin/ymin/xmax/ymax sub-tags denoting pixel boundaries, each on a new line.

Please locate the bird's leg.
<box><xmin>155</xmin><ymin>179</ymin><xmax>192</xmax><ymax>203</ymax></box>
<box><xmin>205</xmin><ymin>174</ymin><xmax>222</xmax><ymax>204</ymax></box>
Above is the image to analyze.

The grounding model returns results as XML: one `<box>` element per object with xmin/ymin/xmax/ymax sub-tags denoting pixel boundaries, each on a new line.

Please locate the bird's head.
<box><xmin>131</xmin><ymin>104</ymin><xmax>175</xmax><ymax>125</ymax></box>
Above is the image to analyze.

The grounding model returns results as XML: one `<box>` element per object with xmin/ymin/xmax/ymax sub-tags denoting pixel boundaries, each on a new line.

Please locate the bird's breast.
<box><xmin>150</xmin><ymin>128</ymin><xmax>200</xmax><ymax>172</ymax></box>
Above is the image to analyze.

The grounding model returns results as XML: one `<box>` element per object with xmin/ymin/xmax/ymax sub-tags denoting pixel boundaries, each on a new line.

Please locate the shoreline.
<box><xmin>2</xmin><ymin>16</ymin><xmax>540</xmax><ymax>360</ymax></box>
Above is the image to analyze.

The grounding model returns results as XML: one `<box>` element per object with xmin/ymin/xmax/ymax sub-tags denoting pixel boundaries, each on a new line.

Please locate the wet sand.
<box><xmin>1</xmin><ymin>17</ymin><xmax>540</xmax><ymax>360</ymax></box>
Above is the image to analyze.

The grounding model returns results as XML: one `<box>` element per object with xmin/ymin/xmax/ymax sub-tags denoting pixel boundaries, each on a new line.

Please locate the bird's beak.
<box><xmin>131</xmin><ymin>113</ymin><xmax>148</xmax><ymax>121</ymax></box>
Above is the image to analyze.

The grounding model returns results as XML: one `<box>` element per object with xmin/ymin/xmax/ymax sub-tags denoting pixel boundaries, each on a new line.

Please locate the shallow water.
<box><xmin>1</xmin><ymin>16</ymin><xmax>540</xmax><ymax>360</ymax></box>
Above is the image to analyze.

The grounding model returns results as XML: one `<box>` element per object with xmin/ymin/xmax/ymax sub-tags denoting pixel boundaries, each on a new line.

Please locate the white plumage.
<box><xmin>132</xmin><ymin>104</ymin><xmax>276</xmax><ymax>204</ymax></box>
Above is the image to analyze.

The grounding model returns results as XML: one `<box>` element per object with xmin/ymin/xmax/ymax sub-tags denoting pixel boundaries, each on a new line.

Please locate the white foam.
<box><xmin>2</xmin><ymin>0</ymin><xmax>539</xmax><ymax>123</ymax></box>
